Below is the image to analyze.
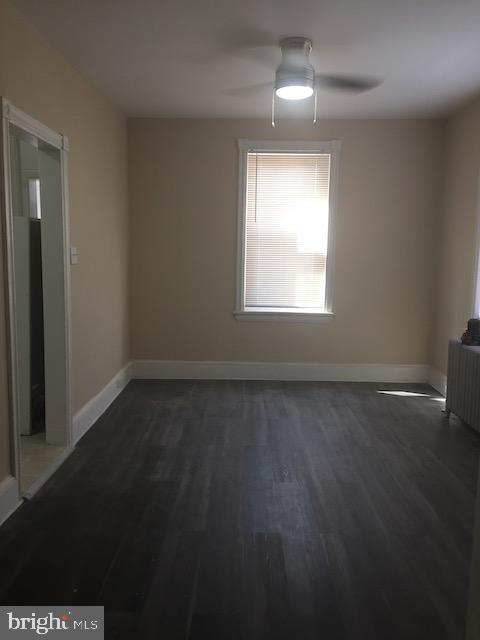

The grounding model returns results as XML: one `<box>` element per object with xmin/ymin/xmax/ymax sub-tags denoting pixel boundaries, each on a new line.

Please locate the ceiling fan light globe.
<box><xmin>275</xmin><ymin>85</ymin><xmax>314</xmax><ymax>100</ymax></box>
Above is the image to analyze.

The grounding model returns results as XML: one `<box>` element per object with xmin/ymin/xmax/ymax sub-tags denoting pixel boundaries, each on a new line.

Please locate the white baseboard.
<box><xmin>428</xmin><ymin>367</ymin><xmax>447</xmax><ymax>396</ymax></box>
<box><xmin>73</xmin><ymin>363</ymin><xmax>132</xmax><ymax>443</ymax></box>
<box><xmin>0</xmin><ymin>364</ymin><xmax>132</xmax><ymax>525</ymax></box>
<box><xmin>61</xmin><ymin>359</ymin><xmax>446</xmax><ymax>445</ymax></box>
<box><xmin>131</xmin><ymin>360</ymin><xmax>430</xmax><ymax>383</ymax></box>
<box><xmin>0</xmin><ymin>475</ymin><xmax>21</xmax><ymax>527</ymax></box>
<box><xmin>0</xmin><ymin>359</ymin><xmax>444</xmax><ymax>527</ymax></box>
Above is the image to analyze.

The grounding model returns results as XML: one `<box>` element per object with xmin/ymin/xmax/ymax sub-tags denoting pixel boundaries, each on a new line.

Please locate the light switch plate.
<box><xmin>70</xmin><ymin>247</ymin><xmax>79</xmax><ymax>265</ymax></box>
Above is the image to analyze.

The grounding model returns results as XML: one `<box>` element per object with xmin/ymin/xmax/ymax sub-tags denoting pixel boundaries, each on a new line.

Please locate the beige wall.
<box><xmin>433</xmin><ymin>96</ymin><xmax>480</xmax><ymax>375</ymax></box>
<box><xmin>128</xmin><ymin>118</ymin><xmax>444</xmax><ymax>365</ymax></box>
<box><xmin>0</xmin><ymin>0</ymin><xmax>130</xmax><ymax>480</ymax></box>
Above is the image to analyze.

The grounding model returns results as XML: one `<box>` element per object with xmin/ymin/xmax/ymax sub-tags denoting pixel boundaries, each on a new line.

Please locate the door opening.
<box><xmin>1</xmin><ymin>100</ymin><xmax>72</xmax><ymax>498</ymax></box>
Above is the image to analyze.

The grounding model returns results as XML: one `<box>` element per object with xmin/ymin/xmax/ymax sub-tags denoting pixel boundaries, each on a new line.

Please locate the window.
<box><xmin>235</xmin><ymin>139</ymin><xmax>339</xmax><ymax>321</ymax></box>
<box><xmin>28</xmin><ymin>177</ymin><xmax>42</xmax><ymax>220</ymax></box>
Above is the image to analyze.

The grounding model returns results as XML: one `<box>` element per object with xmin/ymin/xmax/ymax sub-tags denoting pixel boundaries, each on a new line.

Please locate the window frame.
<box><xmin>472</xmin><ymin>169</ymin><xmax>480</xmax><ymax>318</ymax></box>
<box><xmin>234</xmin><ymin>138</ymin><xmax>340</xmax><ymax>323</ymax></box>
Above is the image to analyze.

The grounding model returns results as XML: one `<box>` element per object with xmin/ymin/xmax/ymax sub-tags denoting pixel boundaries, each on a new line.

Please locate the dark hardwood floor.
<box><xmin>0</xmin><ymin>380</ymin><xmax>479</xmax><ymax>639</ymax></box>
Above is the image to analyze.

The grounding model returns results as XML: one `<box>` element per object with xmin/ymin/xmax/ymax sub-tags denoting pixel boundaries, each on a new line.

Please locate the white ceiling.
<box><xmin>15</xmin><ymin>0</ymin><xmax>480</xmax><ymax>118</ymax></box>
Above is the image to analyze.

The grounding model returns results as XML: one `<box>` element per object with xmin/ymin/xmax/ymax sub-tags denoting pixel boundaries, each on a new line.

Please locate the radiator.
<box><xmin>446</xmin><ymin>339</ymin><xmax>480</xmax><ymax>433</ymax></box>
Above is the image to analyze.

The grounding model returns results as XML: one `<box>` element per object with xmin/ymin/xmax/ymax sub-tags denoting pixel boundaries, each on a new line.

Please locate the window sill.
<box><xmin>233</xmin><ymin>310</ymin><xmax>335</xmax><ymax>323</ymax></box>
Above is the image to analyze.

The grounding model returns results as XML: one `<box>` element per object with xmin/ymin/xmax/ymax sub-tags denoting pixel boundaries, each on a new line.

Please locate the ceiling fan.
<box><xmin>228</xmin><ymin>36</ymin><xmax>382</xmax><ymax>126</ymax></box>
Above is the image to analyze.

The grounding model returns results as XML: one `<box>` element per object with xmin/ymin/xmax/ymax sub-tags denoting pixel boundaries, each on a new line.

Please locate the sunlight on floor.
<box><xmin>20</xmin><ymin>433</ymin><xmax>65</xmax><ymax>493</ymax></box>
<box><xmin>377</xmin><ymin>390</ymin><xmax>430</xmax><ymax>397</ymax></box>
<box><xmin>377</xmin><ymin>391</ymin><xmax>446</xmax><ymax>409</ymax></box>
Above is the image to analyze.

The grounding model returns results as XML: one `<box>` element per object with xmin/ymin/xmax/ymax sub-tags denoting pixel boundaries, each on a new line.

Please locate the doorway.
<box><xmin>1</xmin><ymin>100</ymin><xmax>72</xmax><ymax>498</ymax></box>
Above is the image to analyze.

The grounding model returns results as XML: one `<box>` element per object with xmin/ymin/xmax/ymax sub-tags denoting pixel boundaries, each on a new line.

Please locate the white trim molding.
<box><xmin>73</xmin><ymin>363</ymin><xmax>132</xmax><ymax>443</ymax></box>
<box><xmin>0</xmin><ymin>475</ymin><xmax>21</xmax><ymax>527</ymax></box>
<box><xmin>234</xmin><ymin>310</ymin><xmax>335</xmax><ymax>323</ymax></box>
<box><xmin>2</xmin><ymin>98</ymin><xmax>63</xmax><ymax>149</ymax></box>
<box><xmin>234</xmin><ymin>138</ymin><xmax>340</xmax><ymax>322</ymax></box>
<box><xmin>132</xmin><ymin>360</ymin><xmax>430</xmax><ymax>383</ymax></box>
<box><xmin>471</xmin><ymin>168</ymin><xmax>480</xmax><ymax>318</ymax></box>
<box><xmin>0</xmin><ymin>362</ymin><xmax>133</xmax><ymax>524</ymax></box>
<box><xmin>1</xmin><ymin>97</ymin><xmax>73</xmax><ymax>491</ymax></box>
<box><xmin>1</xmin><ymin>98</ymin><xmax>63</xmax><ymax>149</ymax></box>
<box><xmin>428</xmin><ymin>367</ymin><xmax>447</xmax><ymax>396</ymax></box>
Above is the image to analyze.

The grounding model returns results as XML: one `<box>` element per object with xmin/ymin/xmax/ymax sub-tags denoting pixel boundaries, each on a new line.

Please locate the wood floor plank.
<box><xmin>0</xmin><ymin>380</ymin><xmax>478</xmax><ymax>639</ymax></box>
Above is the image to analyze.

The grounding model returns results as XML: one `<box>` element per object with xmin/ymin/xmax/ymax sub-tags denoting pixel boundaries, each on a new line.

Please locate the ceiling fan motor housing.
<box><xmin>275</xmin><ymin>37</ymin><xmax>315</xmax><ymax>94</ymax></box>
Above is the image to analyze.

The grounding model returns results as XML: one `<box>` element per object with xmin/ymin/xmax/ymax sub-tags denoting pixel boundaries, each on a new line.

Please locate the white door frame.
<box><xmin>0</xmin><ymin>97</ymin><xmax>73</xmax><ymax>499</ymax></box>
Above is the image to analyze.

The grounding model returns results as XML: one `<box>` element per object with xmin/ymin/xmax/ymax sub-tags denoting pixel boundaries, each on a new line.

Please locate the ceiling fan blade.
<box><xmin>225</xmin><ymin>82</ymin><xmax>274</xmax><ymax>98</ymax></box>
<box><xmin>316</xmin><ymin>74</ymin><xmax>382</xmax><ymax>93</ymax></box>
<box><xmin>223</xmin><ymin>27</ymin><xmax>278</xmax><ymax>51</ymax></box>
<box><xmin>189</xmin><ymin>28</ymin><xmax>279</xmax><ymax>68</ymax></box>
<box><xmin>233</xmin><ymin>45</ymin><xmax>279</xmax><ymax>70</ymax></box>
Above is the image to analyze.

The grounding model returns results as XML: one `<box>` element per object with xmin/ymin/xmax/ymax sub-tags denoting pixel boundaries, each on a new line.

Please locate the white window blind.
<box><xmin>244</xmin><ymin>151</ymin><xmax>331</xmax><ymax>312</ymax></box>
